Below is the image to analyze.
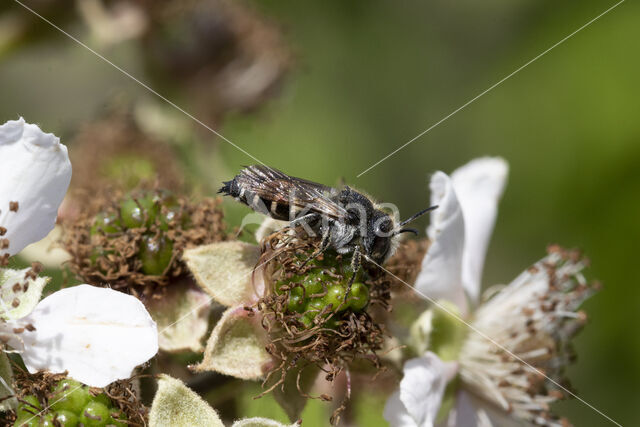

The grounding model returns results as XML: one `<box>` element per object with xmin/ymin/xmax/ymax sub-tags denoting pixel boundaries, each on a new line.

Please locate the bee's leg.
<box><xmin>289</xmin><ymin>213</ymin><xmax>320</xmax><ymax>235</ymax></box>
<box><xmin>300</xmin><ymin>227</ymin><xmax>331</xmax><ymax>268</ymax></box>
<box><xmin>345</xmin><ymin>246</ymin><xmax>361</xmax><ymax>302</ymax></box>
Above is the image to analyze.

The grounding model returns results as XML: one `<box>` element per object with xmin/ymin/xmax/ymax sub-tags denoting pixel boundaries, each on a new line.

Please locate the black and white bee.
<box><xmin>219</xmin><ymin>165</ymin><xmax>436</xmax><ymax>284</ymax></box>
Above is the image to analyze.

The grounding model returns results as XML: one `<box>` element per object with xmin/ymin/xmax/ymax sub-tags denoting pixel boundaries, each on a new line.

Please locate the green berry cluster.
<box><xmin>90</xmin><ymin>190</ymin><xmax>181</xmax><ymax>275</ymax></box>
<box><xmin>14</xmin><ymin>379</ymin><xmax>127</xmax><ymax>427</ymax></box>
<box><xmin>275</xmin><ymin>254</ymin><xmax>370</xmax><ymax>328</ymax></box>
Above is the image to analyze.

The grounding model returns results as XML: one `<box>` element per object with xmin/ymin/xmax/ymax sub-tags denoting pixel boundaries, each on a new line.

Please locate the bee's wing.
<box><xmin>223</xmin><ymin>165</ymin><xmax>348</xmax><ymax>221</ymax></box>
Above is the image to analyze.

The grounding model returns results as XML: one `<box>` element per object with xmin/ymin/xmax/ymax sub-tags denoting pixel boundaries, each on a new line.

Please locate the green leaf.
<box><xmin>149</xmin><ymin>374</ymin><xmax>224</xmax><ymax>427</ymax></box>
<box><xmin>183</xmin><ymin>242</ymin><xmax>261</xmax><ymax>307</ymax></box>
<box><xmin>0</xmin><ymin>352</ymin><xmax>16</xmax><ymax>411</ymax></box>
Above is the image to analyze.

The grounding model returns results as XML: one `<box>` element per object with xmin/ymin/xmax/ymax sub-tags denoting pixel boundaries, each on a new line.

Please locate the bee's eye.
<box><xmin>375</xmin><ymin>218</ymin><xmax>392</xmax><ymax>234</ymax></box>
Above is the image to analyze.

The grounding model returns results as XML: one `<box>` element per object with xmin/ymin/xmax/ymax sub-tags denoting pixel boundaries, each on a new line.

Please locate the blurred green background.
<box><xmin>1</xmin><ymin>0</ymin><xmax>638</xmax><ymax>425</ymax></box>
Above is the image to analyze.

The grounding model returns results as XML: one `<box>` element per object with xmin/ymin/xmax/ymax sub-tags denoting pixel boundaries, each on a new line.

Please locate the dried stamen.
<box><xmin>254</xmin><ymin>228</ymin><xmax>392</xmax><ymax>424</ymax></box>
<box><xmin>63</xmin><ymin>188</ymin><xmax>226</xmax><ymax>298</ymax></box>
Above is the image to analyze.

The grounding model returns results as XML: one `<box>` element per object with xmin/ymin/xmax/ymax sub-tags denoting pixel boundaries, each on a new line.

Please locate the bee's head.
<box><xmin>364</xmin><ymin>205</ymin><xmax>439</xmax><ymax>264</ymax></box>
<box><xmin>364</xmin><ymin>210</ymin><xmax>395</xmax><ymax>263</ymax></box>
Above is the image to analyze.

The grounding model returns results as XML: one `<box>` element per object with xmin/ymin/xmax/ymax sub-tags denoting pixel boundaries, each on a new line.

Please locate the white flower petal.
<box><xmin>451</xmin><ymin>157</ymin><xmax>508</xmax><ymax>304</ymax></box>
<box><xmin>386</xmin><ymin>352</ymin><xmax>457</xmax><ymax>427</ymax></box>
<box><xmin>445</xmin><ymin>391</ymin><xmax>519</xmax><ymax>427</ymax></box>
<box><xmin>384</xmin><ymin>391</ymin><xmax>419</xmax><ymax>427</ymax></box>
<box><xmin>0</xmin><ymin>118</ymin><xmax>72</xmax><ymax>256</ymax></box>
<box><xmin>445</xmin><ymin>391</ymin><xmax>477</xmax><ymax>427</ymax></box>
<box><xmin>409</xmin><ymin>308</ymin><xmax>434</xmax><ymax>356</ymax></box>
<box><xmin>18</xmin><ymin>225</ymin><xmax>71</xmax><ymax>269</ymax></box>
<box><xmin>0</xmin><ymin>267</ymin><xmax>48</xmax><ymax>320</ymax></box>
<box><xmin>415</xmin><ymin>172</ymin><xmax>467</xmax><ymax>312</ymax></box>
<box><xmin>19</xmin><ymin>285</ymin><xmax>158</xmax><ymax>387</ymax></box>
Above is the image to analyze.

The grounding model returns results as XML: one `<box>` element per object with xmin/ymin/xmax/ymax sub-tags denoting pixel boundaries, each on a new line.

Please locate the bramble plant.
<box><xmin>14</xmin><ymin>378</ymin><xmax>128</xmax><ymax>427</ymax></box>
<box><xmin>64</xmin><ymin>188</ymin><xmax>226</xmax><ymax>295</ymax></box>
<box><xmin>253</xmin><ymin>229</ymin><xmax>393</xmax><ymax>424</ymax></box>
<box><xmin>273</xmin><ymin>252</ymin><xmax>370</xmax><ymax>328</ymax></box>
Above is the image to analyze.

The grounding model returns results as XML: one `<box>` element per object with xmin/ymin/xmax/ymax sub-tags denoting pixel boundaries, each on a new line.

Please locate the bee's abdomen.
<box><xmin>218</xmin><ymin>177</ymin><xmax>291</xmax><ymax>221</ymax></box>
<box><xmin>218</xmin><ymin>179</ymin><xmax>240</xmax><ymax>198</ymax></box>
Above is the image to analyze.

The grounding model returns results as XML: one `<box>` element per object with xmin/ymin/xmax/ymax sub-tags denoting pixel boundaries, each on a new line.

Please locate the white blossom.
<box><xmin>0</xmin><ymin>118</ymin><xmax>71</xmax><ymax>258</ymax></box>
<box><xmin>386</xmin><ymin>157</ymin><xmax>593</xmax><ymax>427</ymax></box>
<box><xmin>0</xmin><ymin>118</ymin><xmax>158</xmax><ymax>387</ymax></box>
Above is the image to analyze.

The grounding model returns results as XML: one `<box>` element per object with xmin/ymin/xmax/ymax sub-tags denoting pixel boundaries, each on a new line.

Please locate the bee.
<box><xmin>219</xmin><ymin>165</ymin><xmax>436</xmax><ymax>286</ymax></box>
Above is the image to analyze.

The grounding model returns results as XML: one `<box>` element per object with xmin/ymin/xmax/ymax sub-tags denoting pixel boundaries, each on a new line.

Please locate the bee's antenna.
<box><xmin>398</xmin><ymin>205</ymin><xmax>438</xmax><ymax>228</ymax></box>
<box><xmin>395</xmin><ymin>228</ymin><xmax>419</xmax><ymax>236</ymax></box>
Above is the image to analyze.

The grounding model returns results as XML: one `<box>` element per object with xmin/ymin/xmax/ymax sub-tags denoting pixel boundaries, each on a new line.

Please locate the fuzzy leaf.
<box><xmin>0</xmin><ymin>268</ymin><xmax>48</xmax><ymax>320</ymax></box>
<box><xmin>0</xmin><ymin>352</ymin><xmax>16</xmax><ymax>411</ymax></box>
<box><xmin>191</xmin><ymin>307</ymin><xmax>271</xmax><ymax>380</ymax></box>
<box><xmin>232</xmin><ymin>418</ymin><xmax>300</xmax><ymax>427</ymax></box>
<box><xmin>146</xmin><ymin>279</ymin><xmax>211</xmax><ymax>352</ymax></box>
<box><xmin>149</xmin><ymin>374</ymin><xmax>224</xmax><ymax>427</ymax></box>
<box><xmin>272</xmin><ymin>365</ymin><xmax>318</xmax><ymax>423</ymax></box>
<box><xmin>183</xmin><ymin>241</ymin><xmax>261</xmax><ymax>307</ymax></box>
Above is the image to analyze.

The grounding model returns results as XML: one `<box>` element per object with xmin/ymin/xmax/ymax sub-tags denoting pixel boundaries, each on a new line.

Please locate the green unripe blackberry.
<box><xmin>139</xmin><ymin>234</ymin><xmax>174</xmax><ymax>275</ymax></box>
<box><xmin>120</xmin><ymin>194</ymin><xmax>160</xmax><ymax>229</ymax></box>
<box><xmin>40</xmin><ymin>414</ymin><xmax>55</xmax><ymax>427</ymax></box>
<box><xmin>14</xmin><ymin>396</ymin><xmax>41</xmax><ymax>426</ymax></box>
<box><xmin>274</xmin><ymin>249</ymin><xmax>372</xmax><ymax>330</ymax></box>
<box><xmin>17</xmin><ymin>395</ymin><xmax>41</xmax><ymax>414</ymax></box>
<box><xmin>305</xmin><ymin>298</ymin><xmax>328</xmax><ymax>319</ymax></box>
<box><xmin>50</xmin><ymin>380</ymin><xmax>91</xmax><ymax>414</ymax></box>
<box><xmin>13</xmin><ymin>416</ymin><xmax>38</xmax><ymax>427</ymax></box>
<box><xmin>14</xmin><ymin>379</ymin><xmax>128</xmax><ymax>427</ymax></box>
<box><xmin>53</xmin><ymin>410</ymin><xmax>79</xmax><ymax>426</ymax></box>
<box><xmin>324</xmin><ymin>285</ymin><xmax>347</xmax><ymax>311</ymax></box>
<box><xmin>108</xmin><ymin>410</ymin><xmax>128</xmax><ymax>426</ymax></box>
<box><xmin>119</xmin><ymin>197</ymin><xmax>145</xmax><ymax>229</ymax></box>
<box><xmin>302</xmin><ymin>272</ymin><xmax>325</xmax><ymax>295</ymax></box>
<box><xmin>347</xmin><ymin>282</ymin><xmax>369</xmax><ymax>311</ymax></box>
<box><xmin>90</xmin><ymin>213</ymin><xmax>121</xmax><ymax>235</ymax></box>
<box><xmin>92</xmin><ymin>393</ymin><xmax>112</xmax><ymax>408</ymax></box>
<box><xmin>299</xmin><ymin>313</ymin><xmax>314</xmax><ymax>328</ymax></box>
<box><xmin>287</xmin><ymin>286</ymin><xmax>306</xmax><ymax>313</ymax></box>
<box><xmin>158</xmin><ymin>206</ymin><xmax>179</xmax><ymax>231</ymax></box>
<box><xmin>158</xmin><ymin>202</ymin><xmax>187</xmax><ymax>231</ymax></box>
<box><xmin>79</xmin><ymin>401</ymin><xmax>111</xmax><ymax>427</ymax></box>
